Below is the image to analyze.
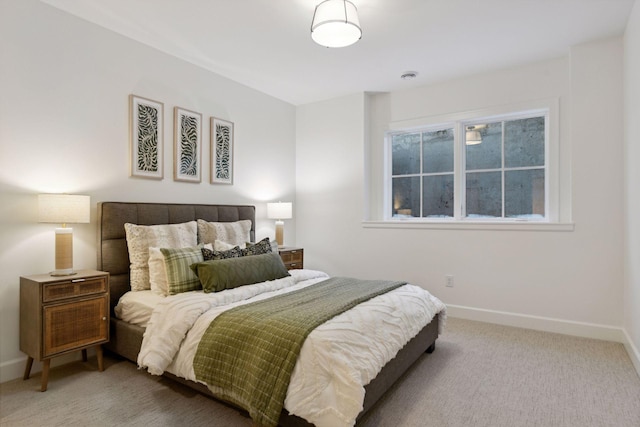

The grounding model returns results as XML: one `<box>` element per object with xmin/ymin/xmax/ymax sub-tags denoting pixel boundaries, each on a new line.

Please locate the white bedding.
<box><xmin>115</xmin><ymin>290</ymin><xmax>165</xmax><ymax>327</ymax></box>
<box><xmin>133</xmin><ymin>269</ymin><xmax>446</xmax><ymax>427</ymax></box>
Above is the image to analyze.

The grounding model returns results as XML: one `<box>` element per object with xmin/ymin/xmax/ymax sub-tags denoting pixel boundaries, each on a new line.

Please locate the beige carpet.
<box><xmin>2</xmin><ymin>318</ymin><xmax>639</xmax><ymax>427</ymax></box>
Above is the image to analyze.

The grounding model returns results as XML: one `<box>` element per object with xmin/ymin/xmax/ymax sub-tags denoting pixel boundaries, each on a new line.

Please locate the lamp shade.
<box><xmin>311</xmin><ymin>0</ymin><xmax>362</xmax><ymax>48</ymax></box>
<box><xmin>38</xmin><ymin>194</ymin><xmax>90</xmax><ymax>224</ymax></box>
<box><xmin>38</xmin><ymin>194</ymin><xmax>90</xmax><ymax>276</ymax></box>
<box><xmin>267</xmin><ymin>202</ymin><xmax>293</xmax><ymax>220</ymax></box>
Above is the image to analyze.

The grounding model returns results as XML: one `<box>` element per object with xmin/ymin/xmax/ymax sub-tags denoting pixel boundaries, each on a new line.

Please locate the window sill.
<box><xmin>362</xmin><ymin>220</ymin><xmax>575</xmax><ymax>232</ymax></box>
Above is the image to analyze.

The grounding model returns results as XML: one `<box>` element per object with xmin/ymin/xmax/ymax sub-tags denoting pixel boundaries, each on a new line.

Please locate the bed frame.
<box><xmin>97</xmin><ymin>201</ymin><xmax>439</xmax><ymax>427</ymax></box>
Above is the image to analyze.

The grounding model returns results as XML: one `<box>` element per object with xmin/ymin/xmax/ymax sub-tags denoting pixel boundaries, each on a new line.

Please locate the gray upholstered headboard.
<box><xmin>97</xmin><ymin>202</ymin><xmax>256</xmax><ymax>312</ymax></box>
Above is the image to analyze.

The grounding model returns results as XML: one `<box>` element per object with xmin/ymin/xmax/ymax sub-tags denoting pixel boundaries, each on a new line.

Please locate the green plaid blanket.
<box><xmin>192</xmin><ymin>277</ymin><xmax>405</xmax><ymax>427</ymax></box>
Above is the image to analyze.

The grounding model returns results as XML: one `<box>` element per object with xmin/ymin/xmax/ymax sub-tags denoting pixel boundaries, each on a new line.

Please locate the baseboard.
<box><xmin>0</xmin><ymin>357</ymin><xmax>27</xmax><ymax>384</ymax></box>
<box><xmin>622</xmin><ymin>328</ymin><xmax>640</xmax><ymax>379</ymax></box>
<box><xmin>446</xmin><ymin>304</ymin><xmax>640</xmax><ymax>378</ymax></box>
<box><xmin>0</xmin><ymin>351</ymin><xmax>90</xmax><ymax>384</ymax></box>
<box><xmin>446</xmin><ymin>304</ymin><xmax>626</xmax><ymax>343</ymax></box>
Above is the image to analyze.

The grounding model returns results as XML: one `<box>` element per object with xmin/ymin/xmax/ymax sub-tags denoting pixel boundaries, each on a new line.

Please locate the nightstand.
<box><xmin>20</xmin><ymin>269</ymin><xmax>109</xmax><ymax>391</ymax></box>
<box><xmin>278</xmin><ymin>247</ymin><xmax>304</xmax><ymax>270</ymax></box>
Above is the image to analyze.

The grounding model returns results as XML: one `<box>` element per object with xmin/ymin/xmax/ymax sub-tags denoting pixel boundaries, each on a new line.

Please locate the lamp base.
<box><xmin>50</xmin><ymin>270</ymin><xmax>78</xmax><ymax>277</ymax></box>
<box><xmin>275</xmin><ymin>220</ymin><xmax>284</xmax><ymax>246</ymax></box>
<box><xmin>53</xmin><ymin>227</ymin><xmax>75</xmax><ymax>276</ymax></box>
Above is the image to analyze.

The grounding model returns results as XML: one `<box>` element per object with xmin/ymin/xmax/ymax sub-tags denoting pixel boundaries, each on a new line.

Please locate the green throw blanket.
<box><xmin>192</xmin><ymin>277</ymin><xmax>405</xmax><ymax>427</ymax></box>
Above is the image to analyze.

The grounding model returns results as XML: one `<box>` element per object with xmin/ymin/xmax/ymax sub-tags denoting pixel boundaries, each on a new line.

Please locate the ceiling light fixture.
<box><xmin>465</xmin><ymin>127</ymin><xmax>483</xmax><ymax>145</ymax></box>
<box><xmin>311</xmin><ymin>0</ymin><xmax>362</xmax><ymax>48</ymax></box>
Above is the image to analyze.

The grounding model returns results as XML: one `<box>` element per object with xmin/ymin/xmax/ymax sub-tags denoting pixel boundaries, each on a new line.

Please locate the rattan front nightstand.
<box><xmin>20</xmin><ymin>269</ymin><xmax>109</xmax><ymax>391</ymax></box>
<box><xmin>278</xmin><ymin>247</ymin><xmax>304</xmax><ymax>270</ymax></box>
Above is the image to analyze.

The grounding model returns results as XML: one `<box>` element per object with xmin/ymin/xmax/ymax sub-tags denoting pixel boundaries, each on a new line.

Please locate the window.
<box><xmin>387</xmin><ymin>109</ymin><xmax>550</xmax><ymax>222</ymax></box>
<box><xmin>391</xmin><ymin>127</ymin><xmax>455</xmax><ymax>218</ymax></box>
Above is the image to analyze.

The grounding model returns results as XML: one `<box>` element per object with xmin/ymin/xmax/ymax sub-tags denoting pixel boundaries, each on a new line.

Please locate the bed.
<box><xmin>97</xmin><ymin>201</ymin><xmax>445</xmax><ymax>427</ymax></box>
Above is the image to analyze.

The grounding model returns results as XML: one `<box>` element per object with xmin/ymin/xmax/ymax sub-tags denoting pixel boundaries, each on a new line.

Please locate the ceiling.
<box><xmin>41</xmin><ymin>0</ymin><xmax>635</xmax><ymax>106</ymax></box>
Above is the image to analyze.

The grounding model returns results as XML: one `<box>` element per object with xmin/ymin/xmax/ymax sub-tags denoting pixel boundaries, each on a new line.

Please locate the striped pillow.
<box><xmin>161</xmin><ymin>245</ymin><xmax>205</xmax><ymax>295</ymax></box>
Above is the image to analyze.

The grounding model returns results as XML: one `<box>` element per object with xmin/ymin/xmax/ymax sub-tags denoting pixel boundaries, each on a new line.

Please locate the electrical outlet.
<box><xmin>445</xmin><ymin>275</ymin><xmax>454</xmax><ymax>287</ymax></box>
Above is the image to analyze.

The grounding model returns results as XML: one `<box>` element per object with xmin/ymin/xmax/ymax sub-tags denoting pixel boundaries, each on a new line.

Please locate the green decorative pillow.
<box><xmin>161</xmin><ymin>245</ymin><xmax>205</xmax><ymax>295</ymax></box>
<box><xmin>191</xmin><ymin>252</ymin><xmax>290</xmax><ymax>293</ymax></box>
<box><xmin>242</xmin><ymin>237</ymin><xmax>273</xmax><ymax>256</ymax></box>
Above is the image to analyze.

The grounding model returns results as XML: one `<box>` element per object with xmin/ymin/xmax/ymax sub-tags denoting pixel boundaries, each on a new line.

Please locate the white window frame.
<box><xmin>374</xmin><ymin>98</ymin><xmax>571</xmax><ymax>231</ymax></box>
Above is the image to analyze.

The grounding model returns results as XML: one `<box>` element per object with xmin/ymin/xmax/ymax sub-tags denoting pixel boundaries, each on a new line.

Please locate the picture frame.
<box><xmin>129</xmin><ymin>95</ymin><xmax>164</xmax><ymax>179</ymax></box>
<box><xmin>210</xmin><ymin>117</ymin><xmax>234</xmax><ymax>184</ymax></box>
<box><xmin>174</xmin><ymin>107</ymin><xmax>202</xmax><ymax>183</ymax></box>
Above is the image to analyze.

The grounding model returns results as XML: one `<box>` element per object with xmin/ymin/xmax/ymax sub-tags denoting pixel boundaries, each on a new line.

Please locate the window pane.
<box><xmin>423</xmin><ymin>175</ymin><xmax>454</xmax><ymax>218</ymax></box>
<box><xmin>505</xmin><ymin>169</ymin><xmax>545</xmax><ymax>218</ymax></box>
<box><xmin>423</xmin><ymin>129</ymin><xmax>454</xmax><ymax>173</ymax></box>
<box><xmin>465</xmin><ymin>122</ymin><xmax>502</xmax><ymax>171</ymax></box>
<box><xmin>392</xmin><ymin>176</ymin><xmax>420</xmax><ymax>218</ymax></box>
<box><xmin>466</xmin><ymin>171</ymin><xmax>502</xmax><ymax>218</ymax></box>
<box><xmin>392</xmin><ymin>133</ymin><xmax>420</xmax><ymax>175</ymax></box>
<box><xmin>505</xmin><ymin>117</ymin><xmax>545</xmax><ymax>168</ymax></box>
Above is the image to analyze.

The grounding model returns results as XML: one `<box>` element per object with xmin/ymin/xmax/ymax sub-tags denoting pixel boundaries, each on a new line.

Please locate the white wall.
<box><xmin>624</xmin><ymin>0</ymin><xmax>640</xmax><ymax>373</ymax></box>
<box><xmin>296</xmin><ymin>93</ymin><xmax>367</xmax><ymax>273</ymax></box>
<box><xmin>296</xmin><ymin>40</ymin><xmax>626</xmax><ymax>340</ymax></box>
<box><xmin>0</xmin><ymin>0</ymin><xmax>296</xmax><ymax>382</ymax></box>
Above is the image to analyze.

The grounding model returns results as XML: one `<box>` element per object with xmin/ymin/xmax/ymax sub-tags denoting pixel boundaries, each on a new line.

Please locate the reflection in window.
<box><xmin>466</xmin><ymin>123</ymin><xmax>502</xmax><ymax>170</ymax></box>
<box><xmin>392</xmin><ymin>133</ymin><xmax>420</xmax><ymax>175</ymax></box>
<box><xmin>387</xmin><ymin>110</ymin><xmax>547</xmax><ymax>221</ymax></box>
<box><xmin>505</xmin><ymin>169</ymin><xmax>545</xmax><ymax>218</ymax></box>
<box><xmin>465</xmin><ymin>116</ymin><xmax>546</xmax><ymax>219</ymax></box>
<box><xmin>424</xmin><ymin>174</ymin><xmax>454</xmax><ymax>217</ymax></box>
<box><xmin>391</xmin><ymin>128</ymin><xmax>454</xmax><ymax>218</ymax></box>
<box><xmin>505</xmin><ymin>117</ymin><xmax>545</xmax><ymax>168</ymax></box>
<box><xmin>392</xmin><ymin>176</ymin><xmax>420</xmax><ymax>218</ymax></box>
<box><xmin>466</xmin><ymin>171</ymin><xmax>502</xmax><ymax>218</ymax></box>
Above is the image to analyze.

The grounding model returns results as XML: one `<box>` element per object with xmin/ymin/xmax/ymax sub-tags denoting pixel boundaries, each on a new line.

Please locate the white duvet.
<box><xmin>137</xmin><ymin>269</ymin><xmax>446</xmax><ymax>427</ymax></box>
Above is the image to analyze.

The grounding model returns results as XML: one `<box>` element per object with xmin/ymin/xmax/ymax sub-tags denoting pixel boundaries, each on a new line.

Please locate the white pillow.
<box><xmin>149</xmin><ymin>243</ymin><xmax>212</xmax><ymax>296</ymax></box>
<box><xmin>148</xmin><ymin>247</ymin><xmax>168</xmax><ymax>296</ymax></box>
<box><xmin>213</xmin><ymin>239</ymin><xmax>245</xmax><ymax>251</ymax></box>
<box><xmin>124</xmin><ymin>221</ymin><xmax>197</xmax><ymax>291</ymax></box>
<box><xmin>197</xmin><ymin>219</ymin><xmax>251</xmax><ymax>247</ymax></box>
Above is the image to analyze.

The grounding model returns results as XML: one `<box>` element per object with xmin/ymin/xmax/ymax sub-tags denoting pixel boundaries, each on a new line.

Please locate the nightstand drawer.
<box><xmin>43</xmin><ymin>277</ymin><xmax>107</xmax><ymax>302</ymax></box>
<box><xmin>279</xmin><ymin>247</ymin><xmax>304</xmax><ymax>270</ymax></box>
<box><xmin>280</xmin><ymin>250</ymin><xmax>303</xmax><ymax>264</ymax></box>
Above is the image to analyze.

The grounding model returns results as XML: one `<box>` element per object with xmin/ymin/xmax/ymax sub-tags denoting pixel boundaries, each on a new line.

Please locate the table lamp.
<box><xmin>267</xmin><ymin>202</ymin><xmax>292</xmax><ymax>247</ymax></box>
<box><xmin>38</xmin><ymin>194</ymin><xmax>90</xmax><ymax>276</ymax></box>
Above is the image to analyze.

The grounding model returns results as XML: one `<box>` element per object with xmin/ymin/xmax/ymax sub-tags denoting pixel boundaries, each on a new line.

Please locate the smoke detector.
<box><xmin>400</xmin><ymin>71</ymin><xmax>418</xmax><ymax>80</ymax></box>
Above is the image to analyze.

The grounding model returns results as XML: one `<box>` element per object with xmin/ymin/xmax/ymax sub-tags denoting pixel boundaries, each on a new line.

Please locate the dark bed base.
<box><xmin>105</xmin><ymin>315</ymin><xmax>438</xmax><ymax>426</ymax></box>
<box><xmin>97</xmin><ymin>201</ymin><xmax>439</xmax><ymax>426</ymax></box>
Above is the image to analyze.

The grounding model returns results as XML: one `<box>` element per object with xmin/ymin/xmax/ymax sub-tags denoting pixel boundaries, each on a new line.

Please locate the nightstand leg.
<box><xmin>96</xmin><ymin>345</ymin><xmax>104</xmax><ymax>372</ymax></box>
<box><xmin>81</xmin><ymin>349</ymin><xmax>88</xmax><ymax>362</ymax></box>
<box><xmin>23</xmin><ymin>356</ymin><xmax>34</xmax><ymax>380</ymax></box>
<box><xmin>41</xmin><ymin>359</ymin><xmax>50</xmax><ymax>392</ymax></box>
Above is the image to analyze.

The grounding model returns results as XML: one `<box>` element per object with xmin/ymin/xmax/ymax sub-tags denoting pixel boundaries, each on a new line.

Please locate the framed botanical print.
<box><xmin>174</xmin><ymin>107</ymin><xmax>202</xmax><ymax>183</ymax></box>
<box><xmin>129</xmin><ymin>95</ymin><xmax>164</xmax><ymax>179</ymax></box>
<box><xmin>211</xmin><ymin>117</ymin><xmax>234</xmax><ymax>184</ymax></box>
